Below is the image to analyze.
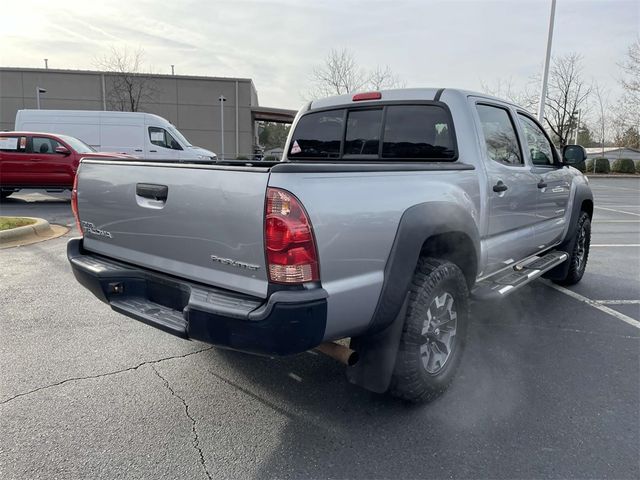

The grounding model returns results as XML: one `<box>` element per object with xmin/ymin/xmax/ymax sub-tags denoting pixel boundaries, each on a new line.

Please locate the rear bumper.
<box><xmin>67</xmin><ymin>238</ymin><xmax>327</xmax><ymax>355</ymax></box>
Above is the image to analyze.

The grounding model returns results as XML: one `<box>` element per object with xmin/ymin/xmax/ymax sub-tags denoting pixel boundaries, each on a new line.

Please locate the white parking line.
<box><xmin>593</xmin><ymin>220</ymin><xmax>640</xmax><ymax>223</ymax></box>
<box><xmin>288</xmin><ymin>372</ymin><xmax>302</xmax><ymax>382</ymax></box>
<box><xmin>590</xmin><ymin>244</ymin><xmax>640</xmax><ymax>247</ymax></box>
<box><xmin>543</xmin><ymin>281</ymin><xmax>640</xmax><ymax>329</ymax></box>
<box><xmin>595</xmin><ymin>206</ymin><xmax>640</xmax><ymax>217</ymax></box>
<box><xmin>595</xmin><ymin>300</ymin><xmax>640</xmax><ymax>305</ymax></box>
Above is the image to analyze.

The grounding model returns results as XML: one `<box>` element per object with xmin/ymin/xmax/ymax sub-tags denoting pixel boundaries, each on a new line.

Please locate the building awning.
<box><xmin>252</xmin><ymin>106</ymin><xmax>297</xmax><ymax>123</ymax></box>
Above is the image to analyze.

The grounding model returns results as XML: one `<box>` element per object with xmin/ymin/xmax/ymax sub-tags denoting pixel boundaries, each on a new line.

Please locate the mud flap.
<box><xmin>346</xmin><ymin>296</ymin><xmax>408</xmax><ymax>393</ymax></box>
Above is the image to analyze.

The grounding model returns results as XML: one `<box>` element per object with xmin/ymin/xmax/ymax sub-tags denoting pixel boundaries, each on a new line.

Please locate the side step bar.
<box><xmin>472</xmin><ymin>250</ymin><xmax>568</xmax><ymax>300</ymax></box>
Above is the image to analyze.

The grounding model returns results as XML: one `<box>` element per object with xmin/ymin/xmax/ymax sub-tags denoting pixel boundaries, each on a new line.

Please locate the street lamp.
<box><xmin>171</xmin><ymin>64</ymin><xmax>175</xmax><ymax>75</ymax></box>
<box><xmin>219</xmin><ymin>95</ymin><xmax>227</xmax><ymax>160</ymax></box>
<box><xmin>36</xmin><ymin>87</ymin><xmax>47</xmax><ymax>109</ymax></box>
<box><xmin>537</xmin><ymin>0</ymin><xmax>556</xmax><ymax>122</ymax></box>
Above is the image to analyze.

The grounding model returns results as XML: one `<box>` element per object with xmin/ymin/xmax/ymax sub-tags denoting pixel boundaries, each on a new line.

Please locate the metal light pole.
<box><xmin>36</xmin><ymin>87</ymin><xmax>46</xmax><ymax>109</ymax></box>
<box><xmin>171</xmin><ymin>64</ymin><xmax>175</xmax><ymax>75</ymax></box>
<box><xmin>537</xmin><ymin>0</ymin><xmax>556</xmax><ymax>122</ymax></box>
<box><xmin>219</xmin><ymin>95</ymin><xmax>227</xmax><ymax>160</ymax></box>
<box><xmin>44</xmin><ymin>58</ymin><xmax>48</xmax><ymax>69</ymax></box>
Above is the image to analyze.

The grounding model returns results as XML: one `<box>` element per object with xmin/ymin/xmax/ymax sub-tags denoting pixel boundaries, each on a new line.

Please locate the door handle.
<box><xmin>136</xmin><ymin>183</ymin><xmax>168</xmax><ymax>201</ymax></box>
<box><xmin>149</xmin><ymin>150</ymin><xmax>157</xmax><ymax>153</ymax></box>
<box><xmin>537</xmin><ymin>180</ymin><xmax>548</xmax><ymax>189</ymax></box>
<box><xmin>493</xmin><ymin>181</ymin><xmax>508</xmax><ymax>193</ymax></box>
<box><xmin>134</xmin><ymin>149</ymin><xmax>143</xmax><ymax>152</ymax></box>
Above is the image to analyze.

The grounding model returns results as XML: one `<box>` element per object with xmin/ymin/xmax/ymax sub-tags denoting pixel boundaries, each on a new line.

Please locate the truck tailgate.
<box><xmin>76</xmin><ymin>160</ymin><xmax>270</xmax><ymax>298</ymax></box>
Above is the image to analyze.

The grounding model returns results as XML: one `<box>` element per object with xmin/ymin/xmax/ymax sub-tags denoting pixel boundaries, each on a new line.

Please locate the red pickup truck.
<box><xmin>0</xmin><ymin>131</ymin><xmax>132</xmax><ymax>200</ymax></box>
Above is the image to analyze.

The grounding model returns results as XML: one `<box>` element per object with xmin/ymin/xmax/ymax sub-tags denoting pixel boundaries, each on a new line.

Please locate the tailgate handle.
<box><xmin>136</xmin><ymin>183</ymin><xmax>168</xmax><ymax>201</ymax></box>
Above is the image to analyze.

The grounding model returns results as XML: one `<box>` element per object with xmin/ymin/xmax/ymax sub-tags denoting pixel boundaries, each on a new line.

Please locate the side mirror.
<box><xmin>562</xmin><ymin>145</ymin><xmax>587</xmax><ymax>166</ymax></box>
<box><xmin>55</xmin><ymin>145</ymin><xmax>71</xmax><ymax>156</ymax></box>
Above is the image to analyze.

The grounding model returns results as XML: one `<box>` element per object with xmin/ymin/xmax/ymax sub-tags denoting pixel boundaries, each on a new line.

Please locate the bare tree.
<box><xmin>612</xmin><ymin>38</ymin><xmax>640</xmax><ymax>136</ymax></box>
<box><xmin>480</xmin><ymin>77</ymin><xmax>537</xmax><ymax>111</ymax></box>
<box><xmin>308</xmin><ymin>49</ymin><xmax>367</xmax><ymax>98</ymax></box>
<box><xmin>544</xmin><ymin>53</ymin><xmax>591</xmax><ymax>147</ymax></box>
<box><xmin>592</xmin><ymin>82</ymin><xmax>609</xmax><ymax>159</ymax></box>
<box><xmin>307</xmin><ymin>48</ymin><xmax>403</xmax><ymax>99</ymax></box>
<box><xmin>368</xmin><ymin>65</ymin><xmax>405</xmax><ymax>90</ymax></box>
<box><xmin>95</xmin><ymin>46</ymin><xmax>157</xmax><ymax>112</ymax></box>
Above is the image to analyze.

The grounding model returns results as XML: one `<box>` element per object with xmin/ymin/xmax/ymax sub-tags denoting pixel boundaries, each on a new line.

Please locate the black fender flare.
<box><xmin>347</xmin><ymin>202</ymin><xmax>480</xmax><ymax>393</ymax></box>
<box><xmin>544</xmin><ymin>181</ymin><xmax>594</xmax><ymax>280</ymax></box>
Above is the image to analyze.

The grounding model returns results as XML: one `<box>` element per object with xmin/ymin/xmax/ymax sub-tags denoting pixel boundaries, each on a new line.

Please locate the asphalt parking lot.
<box><xmin>1</xmin><ymin>177</ymin><xmax>638</xmax><ymax>480</ymax></box>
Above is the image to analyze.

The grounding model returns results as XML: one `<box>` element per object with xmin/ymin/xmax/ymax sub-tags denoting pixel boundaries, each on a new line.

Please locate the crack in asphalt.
<box><xmin>151</xmin><ymin>366</ymin><xmax>213</xmax><ymax>480</ymax></box>
<box><xmin>0</xmin><ymin>346</ymin><xmax>214</xmax><ymax>406</ymax></box>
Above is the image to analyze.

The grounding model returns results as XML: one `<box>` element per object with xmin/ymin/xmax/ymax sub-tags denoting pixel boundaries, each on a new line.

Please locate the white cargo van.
<box><xmin>15</xmin><ymin>110</ymin><xmax>217</xmax><ymax>162</ymax></box>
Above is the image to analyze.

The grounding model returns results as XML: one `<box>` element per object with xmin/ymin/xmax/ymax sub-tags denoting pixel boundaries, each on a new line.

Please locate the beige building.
<box><xmin>0</xmin><ymin>67</ymin><xmax>295</xmax><ymax>158</ymax></box>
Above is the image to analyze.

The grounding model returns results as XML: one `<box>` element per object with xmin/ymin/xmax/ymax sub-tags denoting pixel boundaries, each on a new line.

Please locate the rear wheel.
<box><xmin>554</xmin><ymin>211</ymin><xmax>591</xmax><ymax>285</ymax></box>
<box><xmin>390</xmin><ymin>258</ymin><xmax>469</xmax><ymax>403</ymax></box>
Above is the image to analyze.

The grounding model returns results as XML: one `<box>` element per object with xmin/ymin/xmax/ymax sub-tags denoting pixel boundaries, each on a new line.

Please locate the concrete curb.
<box><xmin>0</xmin><ymin>217</ymin><xmax>51</xmax><ymax>241</ymax></box>
<box><xmin>586</xmin><ymin>174</ymin><xmax>639</xmax><ymax>179</ymax></box>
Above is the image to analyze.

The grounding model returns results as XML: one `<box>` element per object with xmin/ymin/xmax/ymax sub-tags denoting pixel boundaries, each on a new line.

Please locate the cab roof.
<box><xmin>308</xmin><ymin>87</ymin><xmax>523</xmax><ymax>111</ymax></box>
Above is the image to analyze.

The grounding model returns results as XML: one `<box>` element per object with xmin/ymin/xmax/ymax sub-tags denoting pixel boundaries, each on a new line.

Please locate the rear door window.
<box><xmin>288</xmin><ymin>104</ymin><xmax>456</xmax><ymax>161</ymax></box>
<box><xmin>0</xmin><ymin>136</ymin><xmax>27</xmax><ymax>152</ymax></box>
<box><xmin>476</xmin><ymin>104</ymin><xmax>522</xmax><ymax>166</ymax></box>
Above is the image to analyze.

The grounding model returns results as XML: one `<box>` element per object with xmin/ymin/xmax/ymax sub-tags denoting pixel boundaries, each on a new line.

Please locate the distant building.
<box><xmin>585</xmin><ymin>147</ymin><xmax>640</xmax><ymax>163</ymax></box>
<box><xmin>0</xmin><ymin>67</ymin><xmax>296</xmax><ymax>158</ymax></box>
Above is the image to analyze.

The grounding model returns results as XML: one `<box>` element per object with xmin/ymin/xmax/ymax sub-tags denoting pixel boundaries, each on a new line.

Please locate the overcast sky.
<box><xmin>1</xmin><ymin>0</ymin><xmax>638</xmax><ymax>110</ymax></box>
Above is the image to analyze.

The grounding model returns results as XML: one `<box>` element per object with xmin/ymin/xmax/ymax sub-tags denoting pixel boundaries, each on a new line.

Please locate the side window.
<box><xmin>0</xmin><ymin>136</ymin><xmax>27</xmax><ymax>153</ymax></box>
<box><xmin>148</xmin><ymin>127</ymin><xmax>182</xmax><ymax>150</ymax></box>
<box><xmin>32</xmin><ymin>137</ymin><xmax>61</xmax><ymax>154</ymax></box>
<box><xmin>476</xmin><ymin>104</ymin><xmax>522</xmax><ymax>166</ymax></box>
<box><xmin>518</xmin><ymin>114</ymin><xmax>556</xmax><ymax>166</ymax></box>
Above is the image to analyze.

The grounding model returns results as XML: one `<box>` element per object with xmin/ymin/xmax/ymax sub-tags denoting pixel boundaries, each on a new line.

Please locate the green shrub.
<box><xmin>635</xmin><ymin>159</ymin><xmax>640</xmax><ymax>173</ymax></box>
<box><xmin>263</xmin><ymin>155</ymin><xmax>278</xmax><ymax>161</ymax></box>
<box><xmin>585</xmin><ymin>157</ymin><xmax>610</xmax><ymax>174</ymax></box>
<box><xmin>611</xmin><ymin>158</ymin><xmax>636</xmax><ymax>174</ymax></box>
<box><xmin>235</xmin><ymin>155</ymin><xmax>249</xmax><ymax>160</ymax></box>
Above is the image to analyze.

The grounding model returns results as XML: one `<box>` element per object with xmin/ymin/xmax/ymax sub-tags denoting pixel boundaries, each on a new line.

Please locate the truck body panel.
<box><xmin>68</xmin><ymin>87</ymin><xmax>592</xmax><ymax>380</ymax></box>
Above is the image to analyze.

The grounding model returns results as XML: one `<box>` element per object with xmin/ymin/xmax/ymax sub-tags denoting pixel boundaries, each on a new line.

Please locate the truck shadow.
<box><xmin>198</xmin><ymin>287</ymin><xmax>557</xmax><ymax>478</ymax></box>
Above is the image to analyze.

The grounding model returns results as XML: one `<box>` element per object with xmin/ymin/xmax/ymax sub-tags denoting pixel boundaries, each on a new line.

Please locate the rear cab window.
<box><xmin>288</xmin><ymin>104</ymin><xmax>457</xmax><ymax>161</ymax></box>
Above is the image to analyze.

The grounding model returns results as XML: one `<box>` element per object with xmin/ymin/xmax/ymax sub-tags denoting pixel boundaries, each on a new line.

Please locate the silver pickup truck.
<box><xmin>67</xmin><ymin>88</ymin><xmax>593</xmax><ymax>402</ymax></box>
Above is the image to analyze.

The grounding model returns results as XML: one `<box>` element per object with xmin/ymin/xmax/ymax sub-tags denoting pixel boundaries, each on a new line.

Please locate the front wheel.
<box><xmin>389</xmin><ymin>258</ymin><xmax>469</xmax><ymax>403</ymax></box>
<box><xmin>554</xmin><ymin>211</ymin><xmax>591</xmax><ymax>286</ymax></box>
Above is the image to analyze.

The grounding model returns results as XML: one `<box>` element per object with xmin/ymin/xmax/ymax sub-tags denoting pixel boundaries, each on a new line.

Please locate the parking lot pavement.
<box><xmin>1</xmin><ymin>178</ymin><xmax>638</xmax><ymax>479</ymax></box>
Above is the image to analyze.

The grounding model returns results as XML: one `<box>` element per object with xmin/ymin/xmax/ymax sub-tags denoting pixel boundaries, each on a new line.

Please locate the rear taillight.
<box><xmin>265</xmin><ymin>187</ymin><xmax>319</xmax><ymax>284</ymax></box>
<box><xmin>71</xmin><ymin>172</ymin><xmax>83</xmax><ymax>235</ymax></box>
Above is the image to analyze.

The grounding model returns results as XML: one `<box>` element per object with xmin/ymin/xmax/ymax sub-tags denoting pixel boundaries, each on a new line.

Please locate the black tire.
<box><xmin>554</xmin><ymin>211</ymin><xmax>591</xmax><ymax>286</ymax></box>
<box><xmin>390</xmin><ymin>258</ymin><xmax>469</xmax><ymax>403</ymax></box>
<box><xmin>0</xmin><ymin>191</ymin><xmax>12</xmax><ymax>201</ymax></box>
